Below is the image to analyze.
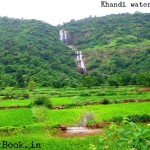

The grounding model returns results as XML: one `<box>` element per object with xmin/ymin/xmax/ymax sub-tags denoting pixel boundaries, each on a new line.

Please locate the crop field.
<box><xmin>0</xmin><ymin>86</ymin><xmax>149</xmax><ymax>150</ymax></box>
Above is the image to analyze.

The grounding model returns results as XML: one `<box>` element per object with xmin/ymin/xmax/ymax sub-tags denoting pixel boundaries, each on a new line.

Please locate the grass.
<box><xmin>0</xmin><ymin>86</ymin><xmax>149</xmax><ymax>150</ymax></box>
<box><xmin>0</xmin><ymin>102</ymin><xmax>149</xmax><ymax>149</ymax></box>
<box><xmin>0</xmin><ymin>99</ymin><xmax>31</xmax><ymax>107</ymax></box>
<box><xmin>0</xmin><ymin>86</ymin><xmax>149</xmax><ymax>107</ymax></box>
<box><xmin>0</xmin><ymin>108</ymin><xmax>34</xmax><ymax>127</ymax></box>
<box><xmin>0</xmin><ymin>102</ymin><xmax>149</xmax><ymax>127</ymax></box>
<box><xmin>51</xmin><ymin>97</ymin><xmax>72</xmax><ymax>106</ymax></box>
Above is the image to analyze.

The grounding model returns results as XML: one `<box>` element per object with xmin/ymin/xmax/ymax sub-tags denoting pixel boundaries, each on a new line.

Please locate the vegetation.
<box><xmin>0</xmin><ymin>86</ymin><xmax>149</xmax><ymax>149</ymax></box>
<box><xmin>0</xmin><ymin>13</ymin><xmax>150</xmax><ymax>149</ymax></box>
<box><xmin>111</xmin><ymin>114</ymin><xmax>150</xmax><ymax>123</ymax></box>
<box><xmin>98</xmin><ymin>119</ymin><xmax>150</xmax><ymax>150</ymax></box>
<box><xmin>33</xmin><ymin>95</ymin><xmax>52</xmax><ymax>108</ymax></box>
<box><xmin>0</xmin><ymin>17</ymin><xmax>81</xmax><ymax>88</ymax></box>
<box><xmin>62</xmin><ymin>13</ymin><xmax>150</xmax><ymax>86</ymax></box>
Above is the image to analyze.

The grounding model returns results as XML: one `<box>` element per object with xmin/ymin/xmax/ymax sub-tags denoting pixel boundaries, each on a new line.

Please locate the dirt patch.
<box><xmin>0</xmin><ymin>106</ymin><xmax>28</xmax><ymax>110</ymax></box>
<box><xmin>54</xmin><ymin>127</ymin><xmax>102</xmax><ymax>138</ymax></box>
<box><xmin>137</xmin><ymin>87</ymin><xmax>150</xmax><ymax>92</ymax></box>
<box><xmin>86</xmin><ymin>122</ymin><xmax>110</xmax><ymax>129</ymax></box>
<box><xmin>122</xmin><ymin>99</ymin><xmax>150</xmax><ymax>103</ymax></box>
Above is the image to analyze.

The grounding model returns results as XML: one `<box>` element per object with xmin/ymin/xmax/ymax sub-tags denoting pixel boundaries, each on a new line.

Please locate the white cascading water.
<box><xmin>75</xmin><ymin>50</ymin><xmax>86</xmax><ymax>73</ymax></box>
<box><xmin>59</xmin><ymin>30</ymin><xmax>64</xmax><ymax>41</ymax></box>
<box><xmin>59</xmin><ymin>29</ymin><xmax>68</xmax><ymax>44</ymax></box>
<box><xmin>59</xmin><ymin>30</ymin><xmax>86</xmax><ymax>74</ymax></box>
<box><xmin>78</xmin><ymin>51</ymin><xmax>86</xmax><ymax>73</ymax></box>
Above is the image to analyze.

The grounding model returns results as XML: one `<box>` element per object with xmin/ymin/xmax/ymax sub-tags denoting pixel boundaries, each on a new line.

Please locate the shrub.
<box><xmin>28</xmin><ymin>80</ymin><xmax>36</xmax><ymax>91</ymax></box>
<box><xmin>111</xmin><ymin>114</ymin><xmax>150</xmax><ymax>123</ymax></box>
<box><xmin>32</xmin><ymin>106</ymin><xmax>48</xmax><ymax>122</ymax></box>
<box><xmin>111</xmin><ymin>116</ymin><xmax>123</xmax><ymax>122</ymax></box>
<box><xmin>113</xmin><ymin>99</ymin><xmax>122</xmax><ymax>103</ymax></box>
<box><xmin>127</xmin><ymin>114</ymin><xmax>150</xmax><ymax>123</ymax></box>
<box><xmin>22</xmin><ymin>93</ymin><xmax>29</xmax><ymax>99</ymax></box>
<box><xmin>80</xmin><ymin>92</ymin><xmax>91</xmax><ymax>96</ymax></box>
<box><xmin>96</xmin><ymin>91</ymin><xmax>105</xmax><ymax>96</ymax></box>
<box><xmin>99</xmin><ymin>119</ymin><xmax>150</xmax><ymax>150</ymax></box>
<box><xmin>64</xmin><ymin>104</ymin><xmax>75</xmax><ymax>109</ymax></box>
<box><xmin>101</xmin><ymin>99</ymin><xmax>110</xmax><ymax>105</ymax></box>
<box><xmin>34</xmin><ymin>96</ymin><xmax>52</xmax><ymax>108</ymax></box>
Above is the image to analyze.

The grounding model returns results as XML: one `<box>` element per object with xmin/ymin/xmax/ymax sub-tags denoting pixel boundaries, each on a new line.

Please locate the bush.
<box><xmin>34</xmin><ymin>96</ymin><xmax>52</xmax><ymax>108</ymax></box>
<box><xmin>80</xmin><ymin>92</ymin><xmax>91</xmax><ymax>96</ymax></box>
<box><xmin>111</xmin><ymin>114</ymin><xmax>150</xmax><ymax>123</ymax></box>
<box><xmin>22</xmin><ymin>93</ymin><xmax>29</xmax><ymax>99</ymax></box>
<box><xmin>96</xmin><ymin>91</ymin><xmax>105</xmax><ymax>96</ymax></box>
<box><xmin>111</xmin><ymin>116</ymin><xmax>123</xmax><ymax>122</ymax></box>
<box><xmin>127</xmin><ymin>114</ymin><xmax>150</xmax><ymax>123</ymax></box>
<box><xmin>32</xmin><ymin>106</ymin><xmax>48</xmax><ymax>122</ymax></box>
<box><xmin>113</xmin><ymin>99</ymin><xmax>122</xmax><ymax>103</ymax></box>
<box><xmin>99</xmin><ymin>119</ymin><xmax>150</xmax><ymax>150</ymax></box>
<box><xmin>101</xmin><ymin>99</ymin><xmax>110</xmax><ymax>105</ymax></box>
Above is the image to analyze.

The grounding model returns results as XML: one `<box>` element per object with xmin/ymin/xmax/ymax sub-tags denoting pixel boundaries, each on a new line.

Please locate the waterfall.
<box><xmin>59</xmin><ymin>29</ymin><xmax>68</xmax><ymax>44</ymax></box>
<box><xmin>75</xmin><ymin>50</ymin><xmax>86</xmax><ymax>73</ymax></box>
<box><xmin>59</xmin><ymin>30</ymin><xmax>86</xmax><ymax>74</ymax></box>
<box><xmin>77</xmin><ymin>51</ymin><xmax>86</xmax><ymax>74</ymax></box>
<box><xmin>59</xmin><ymin>30</ymin><xmax>64</xmax><ymax>41</ymax></box>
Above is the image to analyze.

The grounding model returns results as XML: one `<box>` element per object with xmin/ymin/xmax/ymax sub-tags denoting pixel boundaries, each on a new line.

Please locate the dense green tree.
<box><xmin>108</xmin><ymin>75</ymin><xmax>122</xmax><ymax>88</ymax></box>
<box><xmin>136</xmin><ymin>73</ymin><xmax>150</xmax><ymax>86</ymax></box>
<box><xmin>83</xmin><ymin>75</ymin><xmax>97</xmax><ymax>88</ymax></box>
<box><xmin>121</xmin><ymin>72</ymin><xmax>131</xmax><ymax>85</ymax></box>
<box><xmin>15</xmin><ymin>70</ymin><xmax>25</xmax><ymax>88</ymax></box>
<box><xmin>28</xmin><ymin>79</ymin><xmax>36</xmax><ymax>91</ymax></box>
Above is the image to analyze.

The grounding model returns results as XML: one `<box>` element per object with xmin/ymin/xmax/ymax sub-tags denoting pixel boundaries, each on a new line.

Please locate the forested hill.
<box><xmin>0</xmin><ymin>17</ymin><xmax>80</xmax><ymax>88</ymax></box>
<box><xmin>61</xmin><ymin>13</ymin><xmax>150</xmax><ymax>51</ymax></box>
<box><xmin>61</xmin><ymin>13</ymin><xmax>150</xmax><ymax>86</ymax></box>
<box><xmin>0</xmin><ymin>13</ymin><xmax>150</xmax><ymax>88</ymax></box>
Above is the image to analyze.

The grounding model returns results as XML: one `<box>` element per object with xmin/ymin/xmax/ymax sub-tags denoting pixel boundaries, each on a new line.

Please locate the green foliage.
<box><xmin>127</xmin><ymin>114</ymin><xmax>150</xmax><ymax>123</ymax></box>
<box><xmin>33</xmin><ymin>96</ymin><xmax>52</xmax><ymax>108</ymax></box>
<box><xmin>80</xmin><ymin>92</ymin><xmax>91</xmax><ymax>96</ymax></box>
<box><xmin>101</xmin><ymin>99</ymin><xmax>110</xmax><ymax>105</ymax></box>
<box><xmin>62</xmin><ymin>13</ymin><xmax>150</xmax><ymax>50</ymax></box>
<box><xmin>108</xmin><ymin>75</ymin><xmax>122</xmax><ymax>88</ymax></box>
<box><xmin>136</xmin><ymin>72</ymin><xmax>150</xmax><ymax>86</ymax></box>
<box><xmin>111</xmin><ymin>114</ymin><xmax>150</xmax><ymax>123</ymax></box>
<box><xmin>21</xmin><ymin>93</ymin><xmax>30</xmax><ymax>99</ymax></box>
<box><xmin>121</xmin><ymin>71</ymin><xmax>131</xmax><ymax>86</ymax></box>
<box><xmin>28</xmin><ymin>79</ymin><xmax>36</xmax><ymax>91</ymax></box>
<box><xmin>15</xmin><ymin>70</ymin><xmax>25</xmax><ymax>88</ymax></box>
<box><xmin>62</xmin><ymin>13</ymin><xmax>150</xmax><ymax>87</ymax></box>
<box><xmin>0</xmin><ymin>17</ymin><xmax>81</xmax><ymax>88</ymax></box>
<box><xmin>99</xmin><ymin>119</ymin><xmax>150</xmax><ymax>150</ymax></box>
<box><xmin>32</xmin><ymin>106</ymin><xmax>48</xmax><ymax>122</ymax></box>
<box><xmin>83</xmin><ymin>75</ymin><xmax>97</xmax><ymax>88</ymax></box>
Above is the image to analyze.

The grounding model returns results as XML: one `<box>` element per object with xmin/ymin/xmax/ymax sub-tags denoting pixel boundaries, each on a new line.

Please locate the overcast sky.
<box><xmin>0</xmin><ymin>0</ymin><xmax>149</xmax><ymax>25</ymax></box>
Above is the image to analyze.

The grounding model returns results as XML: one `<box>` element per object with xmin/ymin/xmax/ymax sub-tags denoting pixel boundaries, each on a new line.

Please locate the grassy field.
<box><xmin>0</xmin><ymin>86</ymin><xmax>149</xmax><ymax>107</ymax></box>
<box><xmin>0</xmin><ymin>86</ymin><xmax>149</xmax><ymax>150</ymax></box>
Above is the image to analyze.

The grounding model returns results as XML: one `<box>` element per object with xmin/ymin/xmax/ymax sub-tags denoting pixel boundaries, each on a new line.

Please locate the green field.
<box><xmin>0</xmin><ymin>86</ymin><xmax>149</xmax><ymax>150</ymax></box>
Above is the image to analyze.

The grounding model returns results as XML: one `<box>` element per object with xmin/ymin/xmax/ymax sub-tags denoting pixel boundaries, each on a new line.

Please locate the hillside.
<box><xmin>0</xmin><ymin>13</ymin><xmax>150</xmax><ymax>88</ymax></box>
<box><xmin>0</xmin><ymin>17</ymin><xmax>81</xmax><ymax>88</ymax></box>
<box><xmin>61</xmin><ymin>13</ymin><xmax>150</xmax><ymax>86</ymax></box>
